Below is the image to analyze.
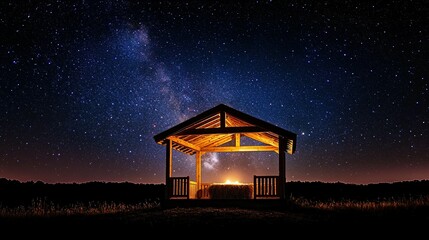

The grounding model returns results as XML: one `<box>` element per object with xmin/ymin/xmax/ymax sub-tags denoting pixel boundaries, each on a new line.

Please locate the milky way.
<box><xmin>1</xmin><ymin>1</ymin><xmax>428</xmax><ymax>184</ymax></box>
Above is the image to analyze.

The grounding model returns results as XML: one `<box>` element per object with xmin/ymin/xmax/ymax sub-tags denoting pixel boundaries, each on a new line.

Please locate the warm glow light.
<box><xmin>224</xmin><ymin>179</ymin><xmax>240</xmax><ymax>185</ymax></box>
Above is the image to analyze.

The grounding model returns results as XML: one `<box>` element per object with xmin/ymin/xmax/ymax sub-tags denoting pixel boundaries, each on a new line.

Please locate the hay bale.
<box><xmin>208</xmin><ymin>184</ymin><xmax>253</xmax><ymax>199</ymax></box>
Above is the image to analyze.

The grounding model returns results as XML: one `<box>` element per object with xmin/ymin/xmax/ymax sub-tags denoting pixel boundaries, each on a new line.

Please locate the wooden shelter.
<box><xmin>154</xmin><ymin>104</ymin><xmax>297</xmax><ymax>200</ymax></box>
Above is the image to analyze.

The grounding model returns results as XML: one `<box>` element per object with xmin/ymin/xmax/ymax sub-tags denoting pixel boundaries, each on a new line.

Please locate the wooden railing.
<box><xmin>254</xmin><ymin>175</ymin><xmax>279</xmax><ymax>199</ymax></box>
<box><xmin>169</xmin><ymin>177</ymin><xmax>192</xmax><ymax>199</ymax></box>
<box><xmin>169</xmin><ymin>176</ymin><xmax>280</xmax><ymax>199</ymax></box>
<box><xmin>199</xmin><ymin>183</ymin><xmax>211</xmax><ymax>199</ymax></box>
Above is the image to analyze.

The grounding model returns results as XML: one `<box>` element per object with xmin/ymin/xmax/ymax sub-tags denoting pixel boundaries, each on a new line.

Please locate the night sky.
<box><xmin>1</xmin><ymin>1</ymin><xmax>428</xmax><ymax>184</ymax></box>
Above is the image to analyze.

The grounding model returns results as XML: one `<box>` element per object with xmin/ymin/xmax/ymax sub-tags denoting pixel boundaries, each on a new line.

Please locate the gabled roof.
<box><xmin>153</xmin><ymin>104</ymin><xmax>297</xmax><ymax>155</ymax></box>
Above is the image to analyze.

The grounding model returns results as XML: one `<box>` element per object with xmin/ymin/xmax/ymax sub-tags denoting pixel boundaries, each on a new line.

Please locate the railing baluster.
<box><xmin>185</xmin><ymin>177</ymin><xmax>189</xmax><ymax>196</ymax></box>
<box><xmin>169</xmin><ymin>177</ymin><xmax>193</xmax><ymax>198</ymax></box>
<box><xmin>254</xmin><ymin>176</ymin><xmax>280</xmax><ymax>199</ymax></box>
<box><xmin>262</xmin><ymin>178</ymin><xmax>267</xmax><ymax>196</ymax></box>
<box><xmin>172</xmin><ymin>179</ymin><xmax>175</xmax><ymax>196</ymax></box>
<box><xmin>274</xmin><ymin>177</ymin><xmax>277</xmax><ymax>196</ymax></box>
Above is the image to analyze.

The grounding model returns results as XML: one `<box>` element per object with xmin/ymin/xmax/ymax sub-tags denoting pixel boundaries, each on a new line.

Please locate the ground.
<box><xmin>2</xmin><ymin>205</ymin><xmax>428</xmax><ymax>228</ymax></box>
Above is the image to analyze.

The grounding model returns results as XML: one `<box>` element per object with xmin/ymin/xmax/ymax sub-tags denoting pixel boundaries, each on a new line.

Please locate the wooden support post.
<box><xmin>165</xmin><ymin>139</ymin><xmax>173</xmax><ymax>199</ymax></box>
<box><xmin>278</xmin><ymin>137</ymin><xmax>286</xmax><ymax>199</ymax></box>
<box><xmin>196</xmin><ymin>151</ymin><xmax>202</xmax><ymax>198</ymax></box>
<box><xmin>220</xmin><ymin>111</ymin><xmax>226</xmax><ymax>128</ymax></box>
<box><xmin>235</xmin><ymin>133</ymin><xmax>240</xmax><ymax>147</ymax></box>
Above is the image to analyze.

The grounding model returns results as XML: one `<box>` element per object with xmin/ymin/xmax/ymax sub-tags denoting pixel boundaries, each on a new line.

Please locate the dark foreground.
<box><xmin>2</xmin><ymin>204</ymin><xmax>428</xmax><ymax>228</ymax></box>
<box><xmin>1</xmin><ymin>179</ymin><xmax>429</xmax><ymax>229</ymax></box>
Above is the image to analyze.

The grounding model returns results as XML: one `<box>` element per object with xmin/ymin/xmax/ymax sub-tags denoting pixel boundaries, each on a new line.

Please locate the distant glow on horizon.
<box><xmin>211</xmin><ymin>178</ymin><xmax>243</xmax><ymax>185</ymax></box>
<box><xmin>224</xmin><ymin>179</ymin><xmax>240</xmax><ymax>185</ymax></box>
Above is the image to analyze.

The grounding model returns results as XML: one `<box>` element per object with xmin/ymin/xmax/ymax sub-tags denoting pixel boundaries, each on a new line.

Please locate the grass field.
<box><xmin>1</xmin><ymin>196</ymin><xmax>428</xmax><ymax>226</ymax></box>
<box><xmin>0</xmin><ymin>198</ymin><xmax>159</xmax><ymax>218</ymax></box>
<box><xmin>1</xmin><ymin>179</ymin><xmax>428</xmax><ymax>227</ymax></box>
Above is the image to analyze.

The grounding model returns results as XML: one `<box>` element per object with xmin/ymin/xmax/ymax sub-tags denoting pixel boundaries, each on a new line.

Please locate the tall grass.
<box><xmin>0</xmin><ymin>198</ymin><xmax>160</xmax><ymax>218</ymax></box>
<box><xmin>291</xmin><ymin>195</ymin><xmax>429</xmax><ymax>211</ymax></box>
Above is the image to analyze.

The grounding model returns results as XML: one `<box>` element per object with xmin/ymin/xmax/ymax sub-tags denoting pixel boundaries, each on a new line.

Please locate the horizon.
<box><xmin>3</xmin><ymin>175</ymin><xmax>429</xmax><ymax>186</ymax></box>
<box><xmin>2</xmin><ymin>176</ymin><xmax>429</xmax><ymax>186</ymax></box>
<box><xmin>1</xmin><ymin>1</ymin><xmax>428</xmax><ymax>184</ymax></box>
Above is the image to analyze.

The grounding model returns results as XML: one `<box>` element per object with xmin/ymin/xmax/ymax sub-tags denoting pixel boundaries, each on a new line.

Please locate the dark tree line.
<box><xmin>286</xmin><ymin>180</ymin><xmax>429</xmax><ymax>201</ymax></box>
<box><xmin>1</xmin><ymin>178</ymin><xmax>428</xmax><ymax>207</ymax></box>
<box><xmin>0</xmin><ymin>178</ymin><xmax>164</xmax><ymax>207</ymax></box>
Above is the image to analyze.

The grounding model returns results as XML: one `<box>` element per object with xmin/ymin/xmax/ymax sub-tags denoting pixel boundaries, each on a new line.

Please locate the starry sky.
<box><xmin>1</xmin><ymin>1</ymin><xmax>428</xmax><ymax>184</ymax></box>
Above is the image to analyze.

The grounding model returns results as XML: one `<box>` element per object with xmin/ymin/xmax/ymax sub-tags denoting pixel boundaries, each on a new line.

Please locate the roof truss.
<box><xmin>154</xmin><ymin>104</ymin><xmax>297</xmax><ymax>155</ymax></box>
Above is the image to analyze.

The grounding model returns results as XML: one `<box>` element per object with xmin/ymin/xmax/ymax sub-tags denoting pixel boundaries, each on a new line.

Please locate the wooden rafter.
<box><xmin>202</xmin><ymin>135</ymin><xmax>233</xmax><ymax>148</ymax></box>
<box><xmin>244</xmin><ymin>133</ymin><xmax>278</xmax><ymax>147</ymax></box>
<box><xmin>227</xmin><ymin>114</ymin><xmax>253</xmax><ymax>127</ymax></box>
<box><xmin>197</xmin><ymin>121</ymin><xmax>219</xmax><ymax>130</ymax></box>
<box><xmin>225</xmin><ymin>116</ymin><xmax>233</xmax><ymax>127</ymax></box>
<box><xmin>200</xmin><ymin>146</ymin><xmax>278</xmax><ymax>152</ymax></box>
<box><xmin>180</xmin><ymin>133</ymin><xmax>205</xmax><ymax>143</ymax></box>
<box><xmin>183</xmin><ymin>114</ymin><xmax>219</xmax><ymax>130</ymax></box>
<box><xmin>194</xmin><ymin>115</ymin><xmax>220</xmax><ymax>129</ymax></box>
<box><xmin>193</xmin><ymin>134</ymin><xmax>230</xmax><ymax>147</ymax></box>
<box><xmin>168</xmin><ymin>136</ymin><xmax>201</xmax><ymax>151</ymax></box>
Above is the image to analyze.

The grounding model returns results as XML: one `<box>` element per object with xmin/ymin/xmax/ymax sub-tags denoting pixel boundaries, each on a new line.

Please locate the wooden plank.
<box><xmin>198</xmin><ymin>121</ymin><xmax>220</xmax><ymax>129</ymax></box>
<box><xmin>244</xmin><ymin>133</ymin><xmax>278</xmax><ymax>147</ymax></box>
<box><xmin>225</xmin><ymin>114</ymin><xmax>233</xmax><ymax>127</ymax></box>
<box><xmin>193</xmin><ymin>115</ymin><xmax>220</xmax><ymax>129</ymax></box>
<box><xmin>154</xmin><ymin>105</ymin><xmax>224</xmax><ymax>143</ymax></box>
<box><xmin>181</xmin><ymin>134</ymin><xmax>206</xmax><ymax>144</ymax></box>
<box><xmin>179</xmin><ymin>114</ymin><xmax>223</xmax><ymax>141</ymax></box>
<box><xmin>181</xmin><ymin>148</ymin><xmax>195</xmax><ymax>155</ymax></box>
<box><xmin>192</xmin><ymin>134</ymin><xmax>230</xmax><ymax>146</ymax></box>
<box><xmin>235</xmin><ymin>133</ymin><xmax>240</xmax><ymax>147</ymax></box>
<box><xmin>200</xmin><ymin>145</ymin><xmax>277</xmax><ymax>152</ymax></box>
<box><xmin>173</xmin><ymin>145</ymin><xmax>195</xmax><ymax>155</ymax></box>
<box><xmin>174</xmin><ymin>145</ymin><xmax>185</xmax><ymax>151</ymax></box>
<box><xmin>228</xmin><ymin>115</ymin><xmax>253</xmax><ymax>127</ymax></box>
<box><xmin>174</xmin><ymin>115</ymin><xmax>219</xmax><ymax>141</ymax></box>
<box><xmin>176</xmin><ymin>126</ymin><xmax>266</xmax><ymax>135</ymax></box>
<box><xmin>168</xmin><ymin>136</ymin><xmax>201</xmax><ymax>151</ymax></box>
<box><xmin>290</xmin><ymin>136</ymin><xmax>297</xmax><ymax>154</ymax></box>
<box><xmin>223</xmin><ymin>104</ymin><xmax>297</xmax><ymax>139</ymax></box>
<box><xmin>191</xmin><ymin>114</ymin><xmax>219</xmax><ymax>129</ymax></box>
<box><xmin>202</xmin><ymin>135</ymin><xmax>233</xmax><ymax>148</ymax></box>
